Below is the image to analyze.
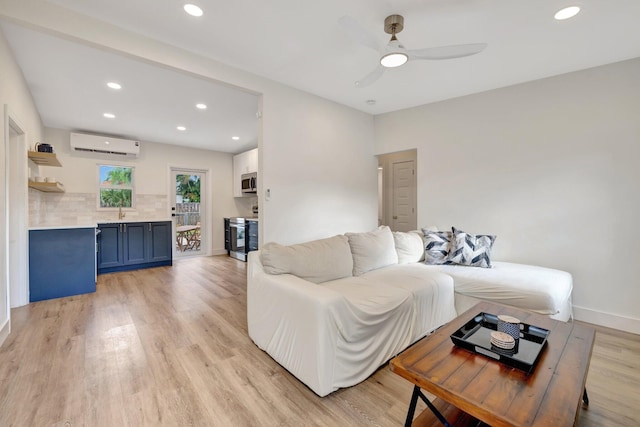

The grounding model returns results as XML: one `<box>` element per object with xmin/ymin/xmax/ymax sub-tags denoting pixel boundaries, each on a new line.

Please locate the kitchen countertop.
<box><xmin>29</xmin><ymin>219</ymin><xmax>173</xmax><ymax>231</ymax></box>
<box><xmin>29</xmin><ymin>224</ymin><xmax>97</xmax><ymax>231</ymax></box>
<box><xmin>96</xmin><ymin>218</ymin><xmax>172</xmax><ymax>224</ymax></box>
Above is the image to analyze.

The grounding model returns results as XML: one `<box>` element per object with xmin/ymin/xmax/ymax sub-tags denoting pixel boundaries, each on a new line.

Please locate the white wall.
<box><xmin>40</xmin><ymin>127</ymin><xmax>239</xmax><ymax>255</ymax></box>
<box><xmin>261</xmin><ymin>86</ymin><xmax>376</xmax><ymax>244</ymax></box>
<box><xmin>0</xmin><ymin>28</ymin><xmax>44</xmax><ymax>340</ymax></box>
<box><xmin>375</xmin><ymin>58</ymin><xmax>640</xmax><ymax>333</ymax></box>
<box><xmin>0</xmin><ymin>0</ymin><xmax>378</xmax><ymax>248</ymax></box>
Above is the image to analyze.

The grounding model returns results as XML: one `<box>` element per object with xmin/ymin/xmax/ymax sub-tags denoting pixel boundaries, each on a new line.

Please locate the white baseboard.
<box><xmin>0</xmin><ymin>316</ymin><xmax>10</xmax><ymax>347</ymax></box>
<box><xmin>573</xmin><ymin>305</ymin><xmax>640</xmax><ymax>335</ymax></box>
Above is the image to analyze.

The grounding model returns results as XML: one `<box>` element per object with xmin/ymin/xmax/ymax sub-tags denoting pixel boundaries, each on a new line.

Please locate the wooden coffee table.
<box><xmin>390</xmin><ymin>301</ymin><xmax>595</xmax><ymax>427</ymax></box>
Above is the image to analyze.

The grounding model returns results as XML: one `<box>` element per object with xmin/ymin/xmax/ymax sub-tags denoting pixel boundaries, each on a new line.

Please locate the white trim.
<box><xmin>573</xmin><ymin>305</ymin><xmax>640</xmax><ymax>335</ymax></box>
<box><xmin>0</xmin><ymin>316</ymin><xmax>9</xmax><ymax>346</ymax></box>
<box><xmin>5</xmin><ymin>107</ymin><xmax>29</xmax><ymax>308</ymax></box>
<box><xmin>2</xmin><ymin>105</ymin><xmax>9</xmax><ymax>333</ymax></box>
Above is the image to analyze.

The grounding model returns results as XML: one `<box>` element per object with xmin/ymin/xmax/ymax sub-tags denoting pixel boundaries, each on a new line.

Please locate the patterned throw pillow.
<box><xmin>422</xmin><ymin>229</ymin><xmax>453</xmax><ymax>265</ymax></box>
<box><xmin>447</xmin><ymin>227</ymin><xmax>496</xmax><ymax>268</ymax></box>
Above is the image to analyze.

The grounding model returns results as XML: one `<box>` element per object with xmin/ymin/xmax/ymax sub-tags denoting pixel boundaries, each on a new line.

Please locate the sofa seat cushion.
<box><xmin>430</xmin><ymin>261</ymin><xmax>573</xmax><ymax>317</ymax></box>
<box><xmin>316</xmin><ymin>264</ymin><xmax>456</xmax><ymax>392</ymax></box>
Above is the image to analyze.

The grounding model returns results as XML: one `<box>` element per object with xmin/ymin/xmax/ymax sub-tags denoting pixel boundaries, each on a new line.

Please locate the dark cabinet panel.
<box><xmin>29</xmin><ymin>228</ymin><xmax>96</xmax><ymax>302</ymax></box>
<box><xmin>123</xmin><ymin>222</ymin><xmax>147</xmax><ymax>265</ymax></box>
<box><xmin>97</xmin><ymin>223</ymin><xmax>123</xmax><ymax>269</ymax></box>
<box><xmin>246</xmin><ymin>220</ymin><xmax>259</xmax><ymax>252</ymax></box>
<box><xmin>224</xmin><ymin>218</ymin><xmax>230</xmax><ymax>254</ymax></box>
<box><xmin>148</xmin><ymin>222</ymin><xmax>172</xmax><ymax>262</ymax></box>
<box><xmin>98</xmin><ymin>221</ymin><xmax>172</xmax><ymax>274</ymax></box>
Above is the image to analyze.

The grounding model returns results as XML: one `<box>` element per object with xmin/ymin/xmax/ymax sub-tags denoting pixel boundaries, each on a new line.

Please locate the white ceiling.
<box><xmin>0</xmin><ymin>21</ymin><xmax>260</xmax><ymax>153</ymax></box>
<box><xmin>3</xmin><ymin>0</ymin><xmax>640</xmax><ymax>151</ymax></box>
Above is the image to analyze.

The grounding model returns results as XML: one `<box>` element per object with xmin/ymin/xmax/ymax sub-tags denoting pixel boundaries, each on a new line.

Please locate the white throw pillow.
<box><xmin>260</xmin><ymin>235</ymin><xmax>353</xmax><ymax>284</ymax></box>
<box><xmin>346</xmin><ymin>226</ymin><xmax>398</xmax><ymax>276</ymax></box>
<box><xmin>393</xmin><ymin>231</ymin><xmax>425</xmax><ymax>264</ymax></box>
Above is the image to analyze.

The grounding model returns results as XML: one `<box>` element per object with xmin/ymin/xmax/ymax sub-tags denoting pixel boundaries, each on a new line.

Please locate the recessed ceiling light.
<box><xmin>232</xmin><ymin>136</ymin><xmax>240</xmax><ymax>140</ymax></box>
<box><xmin>104</xmin><ymin>141</ymin><xmax>110</xmax><ymax>145</ymax></box>
<box><xmin>177</xmin><ymin>126</ymin><xmax>187</xmax><ymax>131</ymax></box>
<box><xmin>107</xmin><ymin>82</ymin><xmax>121</xmax><ymax>90</ymax></box>
<box><xmin>103</xmin><ymin>113</ymin><xmax>115</xmax><ymax>119</ymax></box>
<box><xmin>554</xmin><ymin>6</ymin><xmax>580</xmax><ymax>20</ymax></box>
<box><xmin>196</xmin><ymin>103</ymin><xmax>207</xmax><ymax>110</ymax></box>
<box><xmin>183</xmin><ymin>4</ymin><xmax>203</xmax><ymax>17</ymax></box>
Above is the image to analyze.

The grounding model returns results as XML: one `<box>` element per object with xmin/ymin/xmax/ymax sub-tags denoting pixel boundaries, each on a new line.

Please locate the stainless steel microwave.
<box><xmin>241</xmin><ymin>172</ymin><xmax>257</xmax><ymax>194</ymax></box>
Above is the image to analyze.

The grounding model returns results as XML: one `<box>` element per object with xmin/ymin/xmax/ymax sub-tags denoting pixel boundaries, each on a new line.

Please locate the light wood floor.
<box><xmin>1</xmin><ymin>256</ymin><xmax>638</xmax><ymax>426</ymax></box>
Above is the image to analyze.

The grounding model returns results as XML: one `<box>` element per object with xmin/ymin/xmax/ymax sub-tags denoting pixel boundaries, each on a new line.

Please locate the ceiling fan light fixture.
<box><xmin>380</xmin><ymin>52</ymin><xmax>408</xmax><ymax>68</ymax></box>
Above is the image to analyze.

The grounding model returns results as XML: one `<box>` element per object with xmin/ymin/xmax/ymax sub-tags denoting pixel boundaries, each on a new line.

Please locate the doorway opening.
<box><xmin>377</xmin><ymin>149</ymin><xmax>417</xmax><ymax>232</ymax></box>
<box><xmin>171</xmin><ymin>168</ymin><xmax>208</xmax><ymax>258</ymax></box>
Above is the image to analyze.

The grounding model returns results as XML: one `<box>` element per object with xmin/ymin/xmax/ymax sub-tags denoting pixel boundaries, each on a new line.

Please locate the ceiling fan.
<box><xmin>339</xmin><ymin>14</ymin><xmax>487</xmax><ymax>88</ymax></box>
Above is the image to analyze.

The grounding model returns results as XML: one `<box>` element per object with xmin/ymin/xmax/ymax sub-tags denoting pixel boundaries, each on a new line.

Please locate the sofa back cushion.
<box><xmin>346</xmin><ymin>226</ymin><xmax>398</xmax><ymax>276</ymax></box>
<box><xmin>393</xmin><ymin>231</ymin><xmax>425</xmax><ymax>264</ymax></box>
<box><xmin>448</xmin><ymin>226</ymin><xmax>496</xmax><ymax>268</ymax></box>
<box><xmin>260</xmin><ymin>235</ymin><xmax>353</xmax><ymax>284</ymax></box>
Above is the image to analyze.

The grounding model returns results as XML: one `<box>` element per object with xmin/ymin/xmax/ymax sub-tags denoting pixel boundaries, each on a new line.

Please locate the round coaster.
<box><xmin>497</xmin><ymin>315</ymin><xmax>520</xmax><ymax>324</ymax></box>
<box><xmin>490</xmin><ymin>331</ymin><xmax>515</xmax><ymax>350</ymax></box>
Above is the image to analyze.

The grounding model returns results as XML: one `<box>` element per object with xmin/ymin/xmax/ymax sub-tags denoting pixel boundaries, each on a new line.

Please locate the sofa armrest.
<box><xmin>247</xmin><ymin>251</ymin><xmax>347</xmax><ymax>396</ymax></box>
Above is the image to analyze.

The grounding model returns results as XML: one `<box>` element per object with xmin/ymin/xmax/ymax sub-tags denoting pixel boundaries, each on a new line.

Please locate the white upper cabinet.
<box><xmin>233</xmin><ymin>148</ymin><xmax>258</xmax><ymax>197</ymax></box>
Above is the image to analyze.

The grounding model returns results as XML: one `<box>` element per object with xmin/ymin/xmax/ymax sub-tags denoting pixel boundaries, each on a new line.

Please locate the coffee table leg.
<box><xmin>583</xmin><ymin>388</ymin><xmax>589</xmax><ymax>406</ymax></box>
<box><xmin>404</xmin><ymin>385</ymin><xmax>452</xmax><ymax>427</ymax></box>
<box><xmin>404</xmin><ymin>386</ymin><xmax>421</xmax><ymax>427</ymax></box>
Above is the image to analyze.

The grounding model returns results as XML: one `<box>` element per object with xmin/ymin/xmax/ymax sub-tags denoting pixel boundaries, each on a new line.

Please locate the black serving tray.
<box><xmin>450</xmin><ymin>312</ymin><xmax>550</xmax><ymax>374</ymax></box>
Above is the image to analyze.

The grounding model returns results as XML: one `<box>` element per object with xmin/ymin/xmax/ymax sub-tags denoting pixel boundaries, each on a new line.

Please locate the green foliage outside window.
<box><xmin>176</xmin><ymin>174</ymin><xmax>201</xmax><ymax>202</ymax></box>
<box><xmin>99</xmin><ymin>165</ymin><xmax>134</xmax><ymax>208</ymax></box>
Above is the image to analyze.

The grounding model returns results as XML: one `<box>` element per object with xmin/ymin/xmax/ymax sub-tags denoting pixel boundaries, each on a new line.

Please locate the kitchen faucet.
<box><xmin>118</xmin><ymin>203</ymin><xmax>126</xmax><ymax>220</ymax></box>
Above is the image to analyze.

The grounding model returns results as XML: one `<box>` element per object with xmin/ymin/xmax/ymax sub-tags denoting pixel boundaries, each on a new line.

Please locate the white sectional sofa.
<box><xmin>247</xmin><ymin>226</ymin><xmax>573</xmax><ymax>397</ymax></box>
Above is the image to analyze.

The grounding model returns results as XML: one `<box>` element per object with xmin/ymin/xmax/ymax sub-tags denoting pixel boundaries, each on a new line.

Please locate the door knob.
<box><xmin>393</xmin><ymin>215</ymin><xmax>398</xmax><ymax>219</ymax></box>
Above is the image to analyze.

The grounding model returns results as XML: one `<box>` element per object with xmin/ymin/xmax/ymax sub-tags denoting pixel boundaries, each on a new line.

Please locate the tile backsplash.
<box><xmin>29</xmin><ymin>190</ymin><xmax>169</xmax><ymax>227</ymax></box>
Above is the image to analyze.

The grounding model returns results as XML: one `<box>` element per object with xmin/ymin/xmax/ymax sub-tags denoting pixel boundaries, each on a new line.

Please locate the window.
<box><xmin>98</xmin><ymin>165</ymin><xmax>134</xmax><ymax>208</ymax></box>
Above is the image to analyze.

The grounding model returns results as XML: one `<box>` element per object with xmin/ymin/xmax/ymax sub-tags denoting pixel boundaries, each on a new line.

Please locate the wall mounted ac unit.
<box><xmin>70</xmin><ymin>132</ymin><xmax>140</xmax><ymax>158</ymax></box>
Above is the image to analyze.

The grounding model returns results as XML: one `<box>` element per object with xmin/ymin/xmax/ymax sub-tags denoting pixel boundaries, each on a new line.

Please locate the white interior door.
<box><xmin>391</xmin><ymin>160</ymin><xmax>416</xmax><ymax>232</ymax></box>
<box><xmin>171</xmin><ymin>168</ymin><xmax>207</xmax><ymax>258</ymax></box>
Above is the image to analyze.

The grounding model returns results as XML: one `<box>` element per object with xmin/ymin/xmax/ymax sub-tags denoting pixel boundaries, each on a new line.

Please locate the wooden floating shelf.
<box><xmin>28</xmin><ymin>151</ymin><xmax>62</xmax><ymax>167</ymax></box>
<box><xmin>28</xmin><ymin>180</ymin><xmax>65</xmax><ymax>193</ymax></box>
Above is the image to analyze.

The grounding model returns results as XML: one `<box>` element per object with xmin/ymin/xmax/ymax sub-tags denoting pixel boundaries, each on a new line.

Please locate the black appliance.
<box><xmin>228</xmin><ymin>217</ymin><xmax>246</xmax><ymax>261</ymax></box>
<box><xmin>35</xmin><ymin>142</ymin><xmax>53</xmax><ymax>153</ymax></box>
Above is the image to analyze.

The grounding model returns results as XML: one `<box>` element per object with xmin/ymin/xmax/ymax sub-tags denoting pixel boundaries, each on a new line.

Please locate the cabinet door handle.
<box><xmin>119</xmin><ymin>224</ymin><xmax>122</xmax><ymax>233</ymax></box>
<box><xmin>124</xmin><ymin>224</ymin><xmax>127</xmax><ymax>233</ymax></box>
<box><xmin>148</xmin><ymin>223</ymin><xmax>151</xmax><ymax>232</ymax></box>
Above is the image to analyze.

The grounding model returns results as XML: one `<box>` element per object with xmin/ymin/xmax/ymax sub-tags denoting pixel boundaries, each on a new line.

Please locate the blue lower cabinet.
<box><xmin>148</xmin><ymin>222</ymin><xmax>172</xmax><ymax>262</ymax></box>
<box><xmin>97</xmin><ymin>223</ymin><xmax>123</xmax><ymax>269</ymax></box>
<box><xmin>97</xmin><ymin>221</ymin><xmax>172</xmax><ymax>274</ymax></box>
<box><xmin>123</xmin><ymin>222</ymin><xmax>148</xmax><ymax>265</ymax></box>
<box><xmin>29</xmin><ymin>227</ymin><xmax>97</xmax><ymax>302</ymax></box>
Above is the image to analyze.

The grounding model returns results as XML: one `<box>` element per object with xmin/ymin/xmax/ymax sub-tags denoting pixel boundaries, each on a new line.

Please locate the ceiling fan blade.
<box><xmin>338</xmin><ymin>15</ymin><xmax>381</xmax><ymax>52</ymax></box>
<box><xmin>408</xmin><ymin>43</ymin><xmax>487</xmax><ymax>60</ymax></box>
<box><xmin>355</xmin><ymin>65</ymin><xmax>385</xmax><ymax>88</ymax></box>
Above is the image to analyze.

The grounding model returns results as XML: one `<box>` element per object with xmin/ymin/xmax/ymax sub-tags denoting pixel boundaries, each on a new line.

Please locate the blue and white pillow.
<box><xmin>447</xmin><ymin>227</ymin><xmax>496</xmax><ymax>268</ymax></box>
<box><xmin>422</xmin><ymin>229</ymin><xmax>453</xmax><ymax>265</ymax></box>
